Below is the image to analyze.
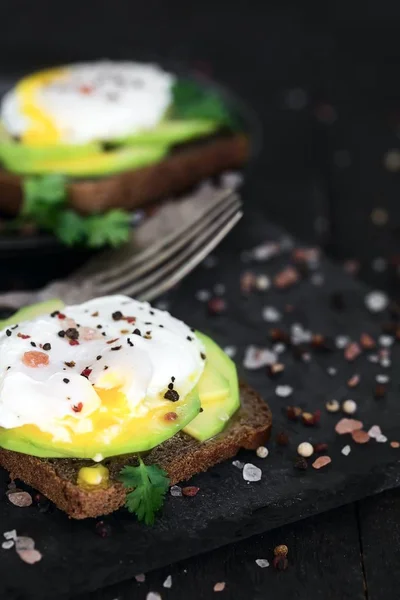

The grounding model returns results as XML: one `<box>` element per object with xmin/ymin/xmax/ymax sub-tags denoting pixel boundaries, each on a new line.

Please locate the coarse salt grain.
<box><xmin>275</xmin><ymin>385</ymin><xmax>293</xmax><ymax>398</ymax></box>
<box><xmin>255</xmin><ymin>559</ymin><xmax>270</xmax><ymax>568</ymax></box>
<box><xmin>341</xmin><ymin>445</ymin><xmax>351</xmax><ymax>456</ymax></box>
<box><xmin>368</xmin><ymin>354</ymin><xmax>379</xmax><ymax>363</ymax></box>
<box><xmin>17</xmin><ymin>549</ymin><xmax>42</xmax><ymax>565</ymax></box>
<box><xmin>273</xmin><ymin>343</ymin><xmax>286</xmax><ymax>354</ymax></box>
<box><xmin>243</xmin><ymin>463</ymin><xmax>262</xmax><ymax>482</ymax></box>
<box><xmin>232</xmin><ymin>460</ymin><xmax>244</xmax><ymax>469</ymax></box>
<box><xmin>195</xmin><ymin>289</ymin><xmax>211</xmax><ymax>302</ymax></box>
<box><xmin>3</xmin><ymin>530</ymin><xmax>17</xmax><ymax>541</ymax></box>
<box><xmin>214</xmin><ymin>283</ymin><xmax>225</xmax><ymax>296</ymax></box>
<box><xmin>391</xmin><ymin>441</ymin><xmax>400</xmax><ymax>448</ymax></box>
<box><xmin>163</xmin><ymin>575</ymin><xmax>172</xmax><ymax>588</ymax></box>
<box><xmin>376</xmin><ymin>374</ymin><xmax>389</xmax><ymax>384</ymax></box>
<box><xmin>135</xmin><ymin>574</ymin><xmax>146</xmax><ymax>583</ymax></box>
<box><xmin>379</xmin><ymin>335</ymin><xmax>394</xmax><ymax>347</ymax></box>
<box><xmin>170</xmin><ymin>485</ymin><xmax>182</xmax><ymax>497</ymax></box>
<box><xmin>243</xmin><ymin>346</ymin><xmax>277</xmax><ymax>369</ymax></box>
<box><xmin>224</xmin><ymin>345</ymin><xmax>237</xmax><ymax>358</ymax></box>
<box><xmin>1</xmin><ymin>540</ymin><xmax>14</xmax><ymax>550</ymax></box>
<box><xmin>262</xmin><ymin>306</ymin><xmax>281</xmax><ymax>323</ymax></box>
<box><xmin>7</xmin><ymin>491</ymin><xmax>32</xmax><ymax>508</ymax></box>
<box><xmin>365</xmin><ymin>291</ymin><xmax>388</xmax><ymax>313</ymax></box>
<box><xmin>376</xmin><ymin>434</ymin><xmax>388</xmax><ymax>443</ymax></box>
<box><xmin>327</xmin><ymin>367</ymin><xmax>337</xmax><ymax>376</ymax></box>
<box><xmin>368</xmin><ymin>425</ymin><xmax>382</xmax><ymax>439</ymax></box>
<box><xmin>15</xmin><ymin>537</ymin><xmax>35</xmax><ymax>552</ymax></box>
<box><xmin>335</xmin><ymin>335</ymin><xmax>349</xmax><ymax>349</ymax></box>
<box><xmin>256</xmin><ymin>446</ymin><xmax>269</xmax><ymax>458</ymax></box>
<box><xmin>326</xmin><ymin>400</ymin><xmax>340</xmax><ymax>413</ymax></box>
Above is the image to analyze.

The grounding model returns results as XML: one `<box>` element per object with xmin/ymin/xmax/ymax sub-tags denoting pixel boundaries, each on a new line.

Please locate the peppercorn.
<box><xmin>65</xmin><ymin>327</ymin><xmax>79</xmax><ymax>340</ymax></box>
<box><xmin>273</xmin><ymin>556</ymin><xmax>288</xmax><ymax>571</ymax></box>
<box><xmin>374</xmin><ymin>383</ymin><xmax>387</xmax><ymax>399</ymax></box>
<box><xmin>270</xmin><ymin>328</ymin><xmax>290</xmax><ymax>344</ymax></box>
<box><xmin>294</xmin><ymin>457</ymin><xmax>308</xmax><ymax>470</ymax></box>
<box><xmin>112</xmin><ymin>311</ymin><xmax>123</xmax><ymax>321</ymax></box>
<box><xmin>314</xmin><ymin>443</ymin><xmax>328</xmax><ymax>453</ymax></box>
<box><xmin>274</xmin><ymin>544</ymin><xmax>288</xmax><ymax>557</ymax></box>
<box><xmin>286</xmin><ymin>406</ymin><xmax>302</xmax><ymax>421</ymax></box>
<box><xmin>276</xmin><ymin>431</ymin><xmax>289</xmax><ymax>446</ymax></box>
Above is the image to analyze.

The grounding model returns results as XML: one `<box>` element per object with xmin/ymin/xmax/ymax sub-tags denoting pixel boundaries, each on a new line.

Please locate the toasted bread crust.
<box><xmin>0</xmin><ymin>135</ymin><xmax>248</xmax><ymax>217</ymax></box>
<box><xmin>0</xmin><ymin>383</ymin><xmax>271</xmax><ymax>519</ymax></box>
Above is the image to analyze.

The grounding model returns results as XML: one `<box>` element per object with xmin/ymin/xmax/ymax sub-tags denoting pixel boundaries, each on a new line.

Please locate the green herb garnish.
<box><xmin>171</xmin><ymin>79</ymin><xmax>238</xmax><ymax>129</ymax></box>
<box><xmin>20</xmin><ymin>174</ymin><xmax>131</xmax><ymax>248</ymax></box>
<box><xmin>119</xmin><ymin>458</ymin><xmax>170</xmax><ymax>525</ymax></box>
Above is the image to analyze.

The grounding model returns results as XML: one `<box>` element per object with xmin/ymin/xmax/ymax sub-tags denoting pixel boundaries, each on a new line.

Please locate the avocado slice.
<box><xmin>115</xmin><ymin>119</ymin><xmax>218</xmax><ymax>146</ymax></box>
<box><xmin>183</xmin><ymin>332</ymin><xmax>240</xmax><ymax>441</ymax></box>
<box><xmin>0</xmin><ymin>386</ymin><xmax>201</xmax><ymax>459</ymax></box>
<box><xmin>4</xmin><ymin>145</ymin><xmax>167</xmax><ymax>177</ymax></box>
<box><xmin>0</xmin><ymin>298</ymin><xmax>65</xmax><ymax>330</ymax></box>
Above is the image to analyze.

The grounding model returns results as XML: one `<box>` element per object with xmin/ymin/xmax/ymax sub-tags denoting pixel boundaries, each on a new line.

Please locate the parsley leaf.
<box><xmin>119</xmin><ymin>458</ymin><xmax>170</xmax><ymax>525</ymax></box>
<box><xmin>171</xmin><ymin>79</ymin><xmax>237</xmax><ymax>128</ymax></box>
<box><xmin>85</xmin><ymin>210</ymin><xmax>131</xmax><ymax>248</ymax></box>
<box><xmin>19</xmin><ymin>174</ymin><xmax>130</xmax><ymax>248</ymax></box>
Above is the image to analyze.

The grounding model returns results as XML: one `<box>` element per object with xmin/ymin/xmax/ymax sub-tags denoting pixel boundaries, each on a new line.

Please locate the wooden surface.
<box><xmin>76</xmin><ymin>490</ymin><xmax>400</xmax><ymax>600</ymax></box>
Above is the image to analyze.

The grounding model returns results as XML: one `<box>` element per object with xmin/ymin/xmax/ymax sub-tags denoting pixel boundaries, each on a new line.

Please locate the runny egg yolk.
<box><xmin>16</xmin><ymin>67</ymin><xmax>68</xmax><ymax>146</ymax></box>
<box><xmin>11</xmin><ymin>384</ymin><xmax>184</xmax><ymax>454</ymax></box>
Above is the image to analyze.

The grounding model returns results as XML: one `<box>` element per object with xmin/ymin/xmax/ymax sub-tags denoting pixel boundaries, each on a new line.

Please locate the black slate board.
<box><xmin>1</xmin><ymin>218</ymin><xmax>400</xmax><ymax>600</ymax></box>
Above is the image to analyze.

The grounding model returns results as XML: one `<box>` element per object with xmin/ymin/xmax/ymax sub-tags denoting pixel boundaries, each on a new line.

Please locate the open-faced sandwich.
<box><xmin>0</xmin><ymin>296</ymin><xmax>271</xmax><ymax>521</ymax></box>
<box><xmin>0</xmin><ymin>61</ymin><xmax>249</xmax><ymax>247</ymax></box>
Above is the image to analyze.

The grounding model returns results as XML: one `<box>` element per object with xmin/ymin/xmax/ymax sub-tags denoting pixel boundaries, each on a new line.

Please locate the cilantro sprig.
<box><xmin>19</xmin><ymin>174</ymin><xmax>131</xmax><ymax>248</ymax></box>
<box><xmin>119</xmin><ymin>458</ymin><xmax>170</xmax><ymax>525</ymax></box>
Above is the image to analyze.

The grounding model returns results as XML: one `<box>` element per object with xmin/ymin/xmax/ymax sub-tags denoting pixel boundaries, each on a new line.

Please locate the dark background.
<box><xmin>3</xmin><ymin>0</ymin><xmax>400</xmax><ymax>298</ymax></box>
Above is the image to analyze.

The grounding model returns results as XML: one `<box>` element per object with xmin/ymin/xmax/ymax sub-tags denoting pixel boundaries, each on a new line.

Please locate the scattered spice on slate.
<box><xmin>262</xmin><ymin>306</ymin><xmax>281</xmax><ymax>322</ymax></box>
<box><xmin>294</xmin><ymin>457</ymin><xmax>308</xmax><ymax>470</ymax></box>
<box><xmin>182</xmin><ymin>486</ymin><xmax>200</xmax><ymax>497</ymax></box>
<box><xmin>267</xmin><ymin>363</ymin><xmax>285</xmax><ymax>378</ymax></box>
<box><xmin>274</xmin><ymin>544</ymin><xmax>289</xmax><ymax>557</ymax></box>
<box><xmin>341</xmin><ymin>445</ymin><xmax>351</xmax><ymax>456</ymax></box>
<box><xmin>365</xmin><ymin>290</ymin><xmax>388</xmax><ymax>313</ymax></box>
<box><xmin>311</xmin><ymin>334</ymin><xmax>334</xmax><ymax>352</ymax></box>
<box><xmin>135</xmin><ymin>573</ymin><xmax>146</xmax><ymax>583</ymax></box>
<box><xmin>164</xmin><ymin>389</ymin><xmax>180</xmax><ymax>402</ymax></box>
<box><xmin>351</xmin><ymin>430</ymin><xmax>370</xmax><ymax>444</ymax></box>
<box><xmin>273</xmin><ymin>555</ymin><xmax>289</xmax><ymax>571</ymax></box>
<box><xmin>270</xmin><ymin>327</ymin><xmax>290</xmax><ymax>343</ymax></box>
<box><xmin>342</xmin><ymin>400</ymin><xmax>357</xmax><ymax>415</ymax></box>
<box><xmin>314</xmin><ymin>443</ymin><xmax>328</xmax><ymax>453</ymax></box>
<box><xmin>232</xmin><ymin>460</ymin><xmax>245</xmax><ymax>469</ymax></box>
<box><xmin>374</xmin><ymin>383</ymin><xmax>387</xmax><ymax>399</ymax></box>
<box><xmin>274</xmin><ymin>266</ymin><xmax>300</xmax><ymax>289</ymax></box>
<box><xmin>360</xmin><ymin>333</ymin><xmax>376</xmax><ymax>349</ymax></box>
<box><xmin>95</xmin><ymin>520</ymin><xmax>112</xmax><ymax>538</ymax></box>
<box><xmin>301</xmin><ymin>411</ymin><xmax>317</xmax><ymax>426</ymax></box>
<box><xmin>347</xmin><ymin>374</ymin><xmax>360</xmax><ymax>388</ymax></box>
<box><xmin>286</xmin><ymin>406</ymin><xmax>302</xmax><ymax>421</ymax></box>
<box><xmin>163</xmin><ymin>575</ymin><xmax>173</xmax><ymax>589</ymax></box>
<box><xmin>344</xmin><ymin>342</ymin><xmax>361</xmax><ymax>361</ymax></box>
<box><xmin>214</xmin><ymin>582</ymin><xmax>226</xmax><ymax>592</ymax></box>
<box><xmin>312</xmin><ymin>456</ymin><xmax>331</xmax><ymax>469</ymax></box>
<box><xmin>276</xmin><ymin>431</ymin><xmax>289</xmax><ymax>446</ymax></box>
<box><xmin>255</xmin><ymin>274</ymin><xmax>271</xmax><ymax>291</ymax></box>
<box><xmin>207</xmin><ymin>297</ymin><xmax>226</xmax><ymax>315</ymax></box>
<box><xmin>368</xmin><ymin>425</ymin><xmax>382</xmax><ymax>439</ymax></box>
<box><xmin>391</xmin><ymin>441</ymin><xmax>400</xmax><ymax>448</ymax></box>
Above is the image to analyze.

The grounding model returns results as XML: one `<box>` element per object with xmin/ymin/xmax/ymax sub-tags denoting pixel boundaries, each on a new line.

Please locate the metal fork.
<box><xmin>0</xmin><ymin>189</ymin><xmax>242</xmax><ymax>308</ymax></box>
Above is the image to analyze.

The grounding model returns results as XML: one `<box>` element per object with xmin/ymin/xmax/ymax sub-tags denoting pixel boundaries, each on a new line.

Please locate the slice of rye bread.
<box><xmin>0</xmin><ymin>383</ymin><xmax>271</xmax><ymax>519</ymax></box>
<box><xmin>0</xmin><ymin>134</ymin><xmax>249</xmax><ymax>217</ymax></box>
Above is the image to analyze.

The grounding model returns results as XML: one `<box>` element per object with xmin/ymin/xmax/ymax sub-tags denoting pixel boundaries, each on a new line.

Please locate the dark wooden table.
<box><xmin>76</xmin><ymin>489</ymin><xmax>400</xmax><ymax>600</ymax></box>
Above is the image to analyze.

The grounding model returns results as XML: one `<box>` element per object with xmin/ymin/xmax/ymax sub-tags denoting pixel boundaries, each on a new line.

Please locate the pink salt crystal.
<box><xmin>17</xmin><ymin>549</ymin><xmax>42</xmax><ymax>564</ymax></box>
<box><xmin>274</xmin><ymin>266</ymin><xmax>300</xmax><ymax>290</ymax></box>
<box><xmin>214</xmin><ymin>582</ymin><xmax>226</xmax><ymax>592</ymax></box>
<box><xmin>312</xmin><ymin>456</ymin><xmax>332</xmax><ymax>469</ymax></box>
<box><xmin>351</xmin><ymin>430</ymin><xmax>370</xmax><ymax>444</ymax></box>
<box><xmin>335</xmin><ymin>418</ymin><xmax>363</xmax><ymax>435</ymax></box>
<box><xmin>344</xmin><ymin>342</ymin><xmax>361</xmax><ymax>361</ymax></box>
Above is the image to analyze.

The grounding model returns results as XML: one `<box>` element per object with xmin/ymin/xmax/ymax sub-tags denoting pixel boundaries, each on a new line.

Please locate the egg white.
<box><xmin>0</xmin><ymin>295</ymin><xmax>205</xmax><ymax>438</ymax></box>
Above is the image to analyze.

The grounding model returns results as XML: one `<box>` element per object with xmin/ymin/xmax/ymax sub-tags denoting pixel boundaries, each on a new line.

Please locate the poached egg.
<box><xmin>0</xmin><ymin>61</ymin><xmax>175</xmax><ymax>145</ymax></box>
<box><xmin>0</xmin><ymin>296</ymin><xmax>205</xmax><ymax>447</ymax></box>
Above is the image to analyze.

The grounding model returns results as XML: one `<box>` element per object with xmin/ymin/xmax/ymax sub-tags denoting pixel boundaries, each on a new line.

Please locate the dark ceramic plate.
<box><xmin>0</xmin><ymin>63</ymin><xmax>262</xmax><ymax>291</ymax></box>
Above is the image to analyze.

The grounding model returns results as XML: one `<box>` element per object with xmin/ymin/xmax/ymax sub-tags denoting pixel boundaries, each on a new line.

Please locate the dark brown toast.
<box><xmin>0</xmin><ymin>383</ymin><xmax>271</xmax><ymax>519</ymax></box>
<box><xmin>0</xmin><ymin>134</ymin><xmax>249</xmax><ymax>217</ymax></box>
